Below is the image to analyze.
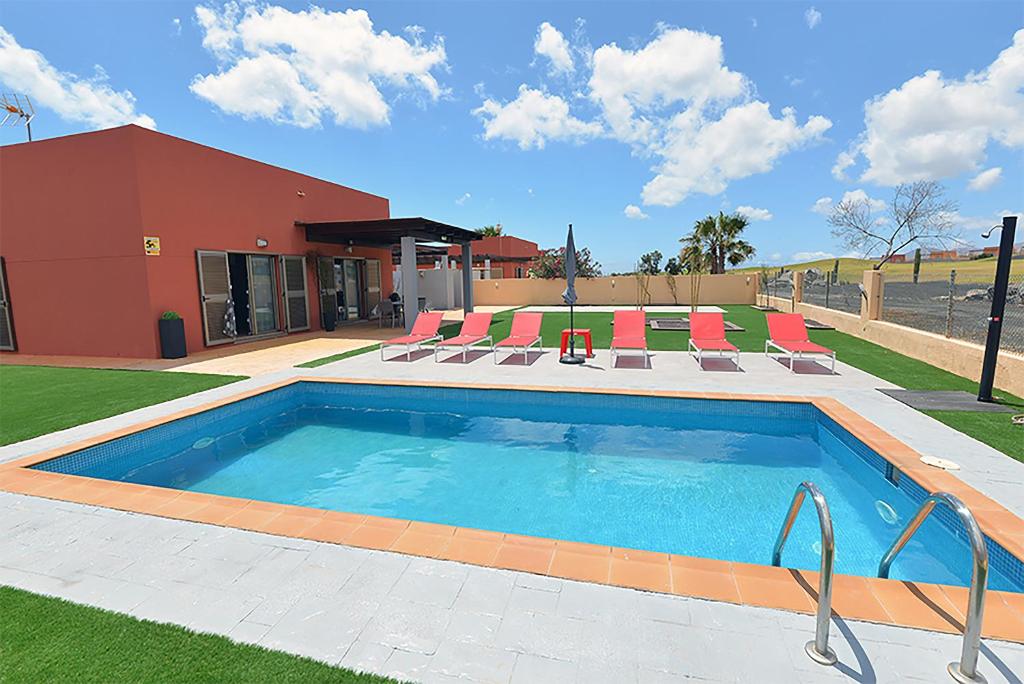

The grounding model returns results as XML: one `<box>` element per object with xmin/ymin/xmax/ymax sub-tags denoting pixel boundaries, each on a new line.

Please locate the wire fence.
<box><xmin>758</xmin><ymin>260</ymin><xmax>1024</xmax><ymax>354</ymax></box>
<box><xmin>760</xmin><ymin>268</ymin><xmax>862</xmax><ymax>315</ymax></box>
<box><xmin>882</xmin><ymin>268</ymin><xmax>1024</xmax><ymax>353</ymax></box>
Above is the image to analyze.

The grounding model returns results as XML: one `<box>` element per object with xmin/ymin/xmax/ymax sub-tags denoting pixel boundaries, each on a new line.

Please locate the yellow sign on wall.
<box><xmin>144</xmin><ymin>236</ymin><xmax>161</xmax><ymax>256</ymax></box>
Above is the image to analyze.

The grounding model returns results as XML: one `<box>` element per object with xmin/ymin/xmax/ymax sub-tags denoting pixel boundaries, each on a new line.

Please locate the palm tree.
<box><xmin>681</xmin><ymin>212</ymin><xmax>755</xmax><ymax>274</ymax></box>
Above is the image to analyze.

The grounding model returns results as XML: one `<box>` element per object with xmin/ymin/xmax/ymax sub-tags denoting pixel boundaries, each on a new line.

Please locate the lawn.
<box><xmin>0</xmin><ymin>586</ymin><xmax>398</xmax><ymax>684</ymax></box>
<box><xmin>0</xmin><ymin>365</ymin><xmax>244</xmax><ymax>446</ymax></box>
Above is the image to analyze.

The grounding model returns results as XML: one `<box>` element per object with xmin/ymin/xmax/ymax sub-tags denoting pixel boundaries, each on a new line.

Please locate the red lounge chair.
<box><xmin>688</xmin><ymin>312</ymin><xmax>740</xmax><ymax>370</ymax></box>
<box><xmin>494</xmin><ymin>312</ymin><xmax>543</xmax><ymax>364</ymax></box>
<box><xmin>610</xmin><ymin>310</ymin><xmax>650</xmax><ymax>368</ymax></box>
<box><xmin>765</xmin><ymin>313</ymin><xmax>836</xmax><ymax>374</ymax></box>
<box><xmin>434</xmin><ymin>312</ymin><xmax>494</xmax><ymax>363</ymax></box>
<box><xmin>380</xmin><ymin>311</ymin><xmax>444</xmax><ymax>361</ymax></box>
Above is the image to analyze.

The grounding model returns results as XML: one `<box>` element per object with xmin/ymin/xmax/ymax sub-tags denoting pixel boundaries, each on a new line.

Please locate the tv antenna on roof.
<box><xmin>1</xmin><ymin>94</ymin><xmax>35</xmax><ymax>142</ymax></box>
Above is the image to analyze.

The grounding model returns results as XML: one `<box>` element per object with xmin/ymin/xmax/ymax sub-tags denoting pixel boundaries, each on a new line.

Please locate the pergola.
<box><xmin>298</xmin><ymin>217</ymin><xmax>480</xmax><ymax>332</ymax></box>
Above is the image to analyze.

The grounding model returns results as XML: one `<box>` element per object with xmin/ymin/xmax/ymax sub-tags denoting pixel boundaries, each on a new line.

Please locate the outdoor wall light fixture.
<box><xmin>256</xmin><ymin>238</ymin><xmax>269</xmax><ymax>248</ymax></box>
<box><xmin>296</xmin><ymin>190</ymin><xmax>306</xmax><ymax>198</ymax></box>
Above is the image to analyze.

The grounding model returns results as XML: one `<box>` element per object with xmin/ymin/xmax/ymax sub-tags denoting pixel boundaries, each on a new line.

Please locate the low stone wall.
<box><xmin>765</xmin><ymin>295</ymin><xmax>1024</xmax><ymax>398</ymax></box>
<box><xmin>473</xmin><ymin>272</ymin><xmax>758</xmax><ymax>307</ymax></box>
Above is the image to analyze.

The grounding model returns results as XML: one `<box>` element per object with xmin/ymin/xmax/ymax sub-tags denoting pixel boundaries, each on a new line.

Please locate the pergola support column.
<box><xmin>461</xmin><ymin>241</ymin><xmax>474</xmax><ymax>313</ymax></box>
<box><xmin>400</xmin><ymin>235</ymin><xmax>419</xmax><ymax>332</ymax></box>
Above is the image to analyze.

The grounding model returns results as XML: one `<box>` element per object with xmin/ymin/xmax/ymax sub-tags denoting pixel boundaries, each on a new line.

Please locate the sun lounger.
<box><xmin>380</xmin><ymin>311</ymin><xmax>444</xmax><ymax>361</ymax></box>
<box><xmin>610</xmin><ymin>310</ymin><xmax>650</xmax><ymax>368</ymax></box>
<box><xmin>493</xmin><ymin>312</ymin><xmax>543</xmax><ymax>364</ymax></box>
<box><xmin>688</xmin><ymin>312</ymin><xmax>740</xmax><ymax>369</ymax></box>
<box><xmin>765</xmin><ymin>313</ymin><xmax>836</xmax><ymax>373</ymax></box>
<box><xmin>434</xmin><ymin>312</ymin><xmax>494</xmax><ymax>362</ymax></box>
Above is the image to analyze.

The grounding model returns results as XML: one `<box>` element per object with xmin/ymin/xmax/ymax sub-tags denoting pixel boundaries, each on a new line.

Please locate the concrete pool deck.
<box><xmin>2</xmin><ymin>350</ymin><xmax>1024</xmax><ymax>681</ymax></box>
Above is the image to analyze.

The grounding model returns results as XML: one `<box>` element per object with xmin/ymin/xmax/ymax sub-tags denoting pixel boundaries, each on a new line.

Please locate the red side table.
<box><xmin>560</xmin><ymin>328</ymin><xmax>594</xmax><ymax>358</ymax></box>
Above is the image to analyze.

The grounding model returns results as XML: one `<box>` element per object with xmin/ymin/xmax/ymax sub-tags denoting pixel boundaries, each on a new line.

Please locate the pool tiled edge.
<box><xmin>2</xmin><ymin>376</ymin><xmax>1022</xmax><ymax>643</ymax></box>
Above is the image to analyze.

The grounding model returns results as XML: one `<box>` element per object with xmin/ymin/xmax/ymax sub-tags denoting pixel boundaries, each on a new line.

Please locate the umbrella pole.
<box><xmin>560</xmin><ymin>300</ymin><xmax>584</xmax><ymax>364</ymax></box>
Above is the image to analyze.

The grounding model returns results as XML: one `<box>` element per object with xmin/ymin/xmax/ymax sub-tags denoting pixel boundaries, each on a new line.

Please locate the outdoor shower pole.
<box><xmin>977</xmin><ymin>215</ymin><xmax>1017</xmax><ymax>403</ymax></box>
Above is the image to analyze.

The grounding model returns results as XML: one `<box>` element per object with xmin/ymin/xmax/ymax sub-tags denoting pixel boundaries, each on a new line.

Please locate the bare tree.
<box><xmin>828</xmin><ymin>181</ymin><xmax>959</xmax><ymax>269</ymax></box>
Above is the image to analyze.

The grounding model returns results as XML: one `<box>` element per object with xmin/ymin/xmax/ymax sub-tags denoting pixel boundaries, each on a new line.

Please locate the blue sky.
<box><xmin>1</xmin><ymin>1</ymin><xmax>1021</xmax><ymax>274</ymax></box>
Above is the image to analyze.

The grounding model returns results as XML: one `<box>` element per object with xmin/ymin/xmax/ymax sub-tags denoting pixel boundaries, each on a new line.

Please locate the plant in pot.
<box><xmin>158</xmin><ymin>311</ymin><xmax>187</xmax><ymax>359</ymax></box>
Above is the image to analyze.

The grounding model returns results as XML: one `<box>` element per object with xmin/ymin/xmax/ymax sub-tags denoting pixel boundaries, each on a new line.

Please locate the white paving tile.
<box><xmin>3</xmin><ymin>346</ymin><xmax>1024</xmax><ymax>683</ymax></box>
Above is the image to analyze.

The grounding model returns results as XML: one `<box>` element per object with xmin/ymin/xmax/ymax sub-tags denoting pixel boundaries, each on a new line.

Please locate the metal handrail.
<box><xmin>772</xmin><ymin>481</ymin><xmax>837</xmax><ymax>666</ymax></box>
<box><xmin>878</xmin><ymin>492</ymin><xmax>989</xmax><ymax>684</ymax></box>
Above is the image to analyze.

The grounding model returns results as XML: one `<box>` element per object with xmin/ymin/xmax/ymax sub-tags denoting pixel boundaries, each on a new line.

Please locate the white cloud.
<box><xmin>831</xmin><ymin>148</ymin><xmax>856</xmax><ymax>180</ymax></box>
<box><xmin>642</xmin><ymin>103</ymin><xmax>831</xmax><ymax>206</ymax></box>
<box><xmin>624</xmin><ymin>204</ymin><xmax>649</xmax><ymax>220</ymax></box>
<box><xmin>589</xmin><ymin>27</ymin><xmax>748</xmax><ymax>145</ymax></box>
<box><xmin>805</xmin><ymin>7</ymin><xmax>822</xmax><ymax>29</ymax></box>
<box><xmin>811</xmin><ymin>196</ymin><xmax>833</xmax><ymax>215</ymax></box>
<box><xmin>172</xmin><ymin>18</ymin><xmax>182</xmax><ymax>36</ymax></box>
<box><xmin>967</xmin><ymin>167</ymin><xmax>1002</xmax><ymax>191</ymax></box>
<box><xmin>945</xmin><ymin>209</ymin><xmax>1021</xmax><ymax>232</ymax></box>
<box><xmin>190</xmin><ymin>4</ymin><xmax>447</xmax><ymax>129</ymax></box>
<box><xmin>785</xmin><ymin>75</ymin><xmax>805</xmax><ymax>87</ymax></box>
<box><xmin>736</xmin><ymin>205</ymin><xmax>772</xmax><ymax>221</ymax></box>
<box><xmin>792</xmin><ymin>251</ymin><xmax>834</xmax><ymax>262</ymax></box>
<box><xmin>0</xmin><ymin>26</ymin><xmax>155</xmax><ymax>130</ymax></box>
<box><xmin>473</xmin><ymin>84</ymin><xmax>601</xmax><ymax>149</ymax></box>
<box><xmin>811</xmin><ymin>190</ymin><xmax>885</xmax><ymax>216</ymax></box>
<box><xmin>840</xmin><ymin>29</ymin><xmax>1024</xmax><ymax>185</ymax></box>
<box><xmin>455</xmin><ymin>192</ymin><xmax>471</xmax><ymax>205</ymax></box>
<box><xmin>474</xmin><ymin>26</ymin><xmax>830</xmax><ymax>206</ymax></box>
<box><xmin>534</xmin><ymin>22</ymin><xmax>573</xmax><ymax>74</ymax></box>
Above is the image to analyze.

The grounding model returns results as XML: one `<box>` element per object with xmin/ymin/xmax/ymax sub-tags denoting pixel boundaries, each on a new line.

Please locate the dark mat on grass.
<box><xmin>647</xmin><ymin>318</ymin><xmax>745</xmax><ymax>332</ymax></box>
<box><xmin>877</xmin><ymin>389</ymin><xmax>1016</xmax><ymax>413</ymax></box>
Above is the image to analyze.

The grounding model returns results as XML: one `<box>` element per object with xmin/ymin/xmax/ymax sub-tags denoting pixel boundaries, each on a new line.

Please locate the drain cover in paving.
<box><xmin>877</xmin><ymin>389</ymin><xmax>1017</xmax><ymax>413</ymax></box>
<box><xmin>647</xmin><ymin>318</ymin><xmax>745</xmax><ymax>332</ymax></box>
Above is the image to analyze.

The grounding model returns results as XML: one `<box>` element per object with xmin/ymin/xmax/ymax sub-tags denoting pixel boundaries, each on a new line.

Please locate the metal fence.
<box><xmin>802</xmin><ymin>273</ymin><xmax>862</xmax><ymax>316</ymax></box>
<box><xmin>882</xmin><ymin>268</ymin><xmax>1024</xmax><ymax>353</ymax></box>
<box><xmin>761</xmin><ymin>269</ymin><xmax>862</xmax><ymax>315</ymax></box>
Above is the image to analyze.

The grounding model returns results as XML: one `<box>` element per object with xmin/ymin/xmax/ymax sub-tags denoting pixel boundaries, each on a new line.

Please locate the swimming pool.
<box><xmin>33</xmin><ymin>381</ymin><xmax>1023</xmax><ymax>592</ymax></box>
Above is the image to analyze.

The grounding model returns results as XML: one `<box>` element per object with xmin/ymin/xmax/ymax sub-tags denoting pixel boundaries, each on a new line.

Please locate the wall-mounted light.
<box><xmin>346</xmin><ymin>246</ymin><xmax>353</xmax><ymax>254</ymax></box>
<box><xmin>256</xmin><ymin>238</ymin><xmax>269</xmax><ymax>248</ymax></box>
<box><xmin>296</xmin><ymin>190</ymin><xmax>306</xmax><ymax>198</ymax></box>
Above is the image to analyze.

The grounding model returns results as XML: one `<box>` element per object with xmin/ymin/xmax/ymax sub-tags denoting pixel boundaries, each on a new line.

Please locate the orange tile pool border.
<box><xmin>1</xmin><ymin>376</ymin><xmax>1022</xmax><ymax>643</ymax></box>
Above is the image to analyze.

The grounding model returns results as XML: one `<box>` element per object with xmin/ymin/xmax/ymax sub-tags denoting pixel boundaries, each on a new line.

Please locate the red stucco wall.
<box><xmin>0</xmin><ymin>128</ymin><xmax>156</xmax><ymax>357</ymax></box>
<box><xmin>0</xmin><ymin>125</ymin><xmax>394</xmax><ymax>358</ymax></box>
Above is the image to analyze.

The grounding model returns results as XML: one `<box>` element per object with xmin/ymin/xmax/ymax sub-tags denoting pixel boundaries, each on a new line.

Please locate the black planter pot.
<box><xmin>323</xmin><ymin>309</ymin><xmax>337</xmax><ymax>332</ymax></box>
<box><xmin>158</xmin><ymin>318</ymin><xmax>187</xmax><ymax>359</ymax></box>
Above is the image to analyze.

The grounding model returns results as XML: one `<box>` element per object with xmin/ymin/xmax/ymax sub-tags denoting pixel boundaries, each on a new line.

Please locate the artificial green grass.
<box><xmin>0</xmin><ymin>586</ymin><xmax>399</xmax><ymax>684</ymax></box>
<box><xmin>296</xmin><ymin>344</ymin><xmax>381</xmax><ymax>368</ymax></box>
<box><xmin>297</xmin><ymin>322</ymin><xmax>465</xmax><ymax>368</ymax></box>
<box><xmin>0</xmin><ymin>365</ymin><xmax>244</xmax><ymax>446</ymax></box>
<box><xmin>923</xmin><ymin>411</ymin><xmax>1024</xmax><ymax>462</ymax></box>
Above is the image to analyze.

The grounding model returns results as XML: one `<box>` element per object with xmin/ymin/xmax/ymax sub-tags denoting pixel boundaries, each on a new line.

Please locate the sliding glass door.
<box><xmin>248</xmin><ymin>255</ymin><xmax>279</xmax><ymax>335</ymax></box>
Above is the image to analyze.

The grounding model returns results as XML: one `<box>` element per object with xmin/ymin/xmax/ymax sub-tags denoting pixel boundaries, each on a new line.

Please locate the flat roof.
<box><xmin>299</xmin><ymin>217</ymin><xmax>480</xmax><ymax>247</ymax></box>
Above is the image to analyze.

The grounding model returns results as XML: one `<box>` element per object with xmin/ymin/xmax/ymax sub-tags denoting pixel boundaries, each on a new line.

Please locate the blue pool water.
<box><xmin>35</xmin><ymin>382</ymin><xmax>1023</xmax><ymax>592</ymax></box>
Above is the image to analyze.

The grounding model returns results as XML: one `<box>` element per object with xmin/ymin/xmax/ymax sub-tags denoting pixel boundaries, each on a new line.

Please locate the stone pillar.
<box><xmin>861</xmin><ymin>269</ymin><xmax>884</xmax><ymax>321</ymax></box>
<box><xmin>793</xmin><ymin>271</ymin><xmax>804</xmax><ymax>306</ymax></box>
<box><xmin>461</xmin><ymin>242</ymin><xmax>474</xmax><ymax>313</ymax></box>
<box><xmin>400</xmin><ymin>235</ymin><xmax>418</xmax><ymax>332</ymax></box>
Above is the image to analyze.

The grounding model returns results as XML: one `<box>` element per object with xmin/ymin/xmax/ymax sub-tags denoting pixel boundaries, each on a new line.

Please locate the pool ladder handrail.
<box><xmin>878</xmin><ymin>492</ymin><xmax>989</xmax><ymax>684</ymax></box>
<box><xmin>771</xmin><ymin>481</ymin><xmax>837</xmax><ymax>666</ymax></box>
